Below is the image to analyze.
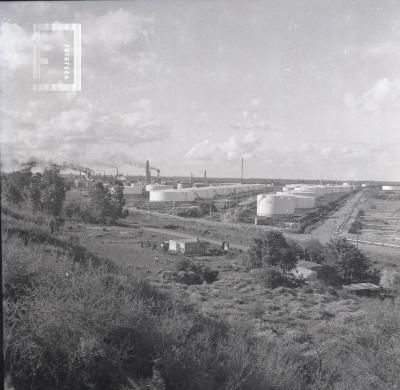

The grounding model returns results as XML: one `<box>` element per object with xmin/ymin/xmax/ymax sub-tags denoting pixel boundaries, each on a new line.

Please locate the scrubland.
<box><xmin>3</xmin><ymin>203</ymin><xmax>400</xmax><ymax>390</ymax></box>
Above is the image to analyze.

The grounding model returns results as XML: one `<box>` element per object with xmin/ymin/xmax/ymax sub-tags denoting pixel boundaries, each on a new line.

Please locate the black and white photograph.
<box><xmin>1</xmin><ymin>1</ymin><xmax>400</xmax><ymax>389</ymax></box>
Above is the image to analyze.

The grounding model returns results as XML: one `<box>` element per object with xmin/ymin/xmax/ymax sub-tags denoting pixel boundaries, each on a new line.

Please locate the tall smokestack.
<box><xmin>190</xmin><ymin>173</ymin><xmax>193</xmax><ymax>184</ymax></box>
<box><xmin>156</xmin><ymin>169</ymin><xmax>160</xmax><ymax>183</ymax></box>
<box><xmin>241</xmin><ymin>156</ymin><xmax>243</xmax><ymax>184</ymax></box>
<box><xmin>145</xmin><ymin>160</ymin><xmax>151</xmax><ymax>184</ymax></box>
<box><xmin>204</xmin><ymin>170</ymin><xmax>207</xmax><ymax>184</ymax></box>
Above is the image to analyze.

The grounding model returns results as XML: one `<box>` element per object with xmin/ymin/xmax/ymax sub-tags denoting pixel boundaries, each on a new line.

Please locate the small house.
<box><xmin>292</xmin><ymin>261</ymin><xmax>337</xmax><ymax>284</ymax></box>
<box><xmin>168</xmin><ymin>238</ymin><xmax>208</xmax><ymax>255</ymax></box>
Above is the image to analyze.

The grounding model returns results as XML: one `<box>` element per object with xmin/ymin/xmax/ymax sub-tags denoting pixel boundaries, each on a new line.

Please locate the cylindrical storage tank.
<box><xmin>149</xmin><ymin>189</ymin><xmax>196</xmax><ymax>202</ymax></box>
<box><xmin>257</xmin><ymin>194</ymin><xmax>295</xmax><ymax>217</ymax></box>
<box><xmin>123</xmin><ymin>186</ymin><xmax>143</xmax><ymax>195</ymax></box>
<box><xmin>191</xmin><ymin>188</ymin><xmax>214</xmax><ymax>200</ymax></box>
<box><xmin>146</xmin><ymin>184</ymin><xmax>173</xmax><ymax>191</ymax></box>
<box><xmin>177</xmin><ymin>182</ymin><xmax>192</xmax><ymax>189</ymax></box>
<box><xmin>382</xmin><ymin>185</ymin><xmax>400</xmax><ymax>191</ymax></box>
<box><xmin>294</xmin><ymin>195</ymin><xmax>316</xmax><ymax>209</ymax></box>
<box><xmin>293</xmin><ymin>190</ymin><xmax>318</xmax><ymax>197</ymax></box>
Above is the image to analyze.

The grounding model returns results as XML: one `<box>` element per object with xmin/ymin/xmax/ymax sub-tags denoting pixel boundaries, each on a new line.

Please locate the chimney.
<box><xmin>145</xmin><ymin>160</ymin><xmax>151</xmax><ymax>184</ymax></box>
<box><xmin>156</xmin><ymin>169</ymin><xmax>160</xmax><ymax>183</ymax></box>
<box><xmin>190</xmin><ymin>173</ymin><xmax>193</xmax><ymax>184</ymax></box>
<box><xmin>204</xmin><ymin>170</ymin><xmax>207</xmax><ymax>184</ymax></box>
<box><xmin>241</xmin><ymin>156</ymin><xmax>243</xmax><ymax>184</ymax></box>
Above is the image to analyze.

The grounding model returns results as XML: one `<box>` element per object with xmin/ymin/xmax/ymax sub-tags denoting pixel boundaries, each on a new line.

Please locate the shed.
<box><xmin>168</xmin><ymin>238</ymin><xmax>208</xmax><ymax>255</ymax></box>
<box><xmin>342</xmin><ymin>283</ymin><xmax>380</xmax><ymax>297</ymax></box>
<box><xmin>292</xmin><ymin>261</ymin><xmax>337</xmax><ymax>284</ymax></box>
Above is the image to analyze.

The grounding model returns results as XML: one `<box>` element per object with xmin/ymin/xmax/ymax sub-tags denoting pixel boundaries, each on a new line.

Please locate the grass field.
<box><xmin>347</xmin><ymin>189</ymin><xmax>400</xmax><ymax>246</ymax></box>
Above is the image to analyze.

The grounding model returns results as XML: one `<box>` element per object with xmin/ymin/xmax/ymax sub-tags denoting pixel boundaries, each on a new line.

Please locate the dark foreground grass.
<box><xmin>2</xmin><ymin>203</ymin><xmax>400</xmax><ymax>390</ymax></box>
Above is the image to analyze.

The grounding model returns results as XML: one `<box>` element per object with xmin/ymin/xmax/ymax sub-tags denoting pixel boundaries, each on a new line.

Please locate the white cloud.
<box><xmin>0</xmin><ymin>95</ymin><xmax>168</xmax><ymax>169</ymax></box>
<box><xmin>84</xmin><ymin>8</ymin><xmax>154</xmax><ymax>50</ymax></box>
<box><xmin>0</xmin><ymin>23</ymin><xmax>31</xmax><ymax>72</ymax></box>
<box><xmin>345</xmin><ymin>78</ymin><xmax>400</xmax><ymax>112</ymax></box>
<box><xmin>185</xmin><ymin>132</ymin><xmax>260</xmax><ymax>162</ymax></box>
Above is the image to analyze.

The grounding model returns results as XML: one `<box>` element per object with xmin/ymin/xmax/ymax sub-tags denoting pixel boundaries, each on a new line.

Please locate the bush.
<box><xmin>175</xmin><ymin>257</ymin><xmax>191</xmax><ymax>272</ymax></box>
<box><xmin>173</xmin><ymin>258</ymin><xmax>218</xmax><ymax>284</ymax></box>
<box><xmin>254</xmin><ymin>266</ymin><xmax>294</xmax><ymax>288</ymax></box>
<box><xmin>324</xmin><ymin>238</ymin><xmax>371</xmax><ymax>283</ymax></box>
<box><xmin>248</xmin><ymin>231</ymin><xmax>298</xmax><ymax>272</ymax></box>
<box><xmin>348</xmin><ymin>220</ymin><xmax>363</xmax><ymax>234</ymax></box>
<box><xmin>249</xmin><ymin>299</ymin><xmax>265</xmax><ymax>319</ymax></box>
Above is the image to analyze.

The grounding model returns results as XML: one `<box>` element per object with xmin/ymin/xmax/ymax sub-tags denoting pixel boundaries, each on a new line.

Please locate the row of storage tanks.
<box><xmin>123</xmin><ymin>182</ymin><xmax>218</xmax><ymax>195</ymax></box>
<box><xmin>257</xmin><ymin>184</ymin><xmax>356</xmax><ymax>217</ymax></box>
<box><xmin>149</xmin><ymin>184</ymin><xmax>266</xmax><ymax>202</ymax></box>
<box><xmin>382</xmin><ymin>185</ymin><xmax>400</xmax><ymax>191</ymax></box>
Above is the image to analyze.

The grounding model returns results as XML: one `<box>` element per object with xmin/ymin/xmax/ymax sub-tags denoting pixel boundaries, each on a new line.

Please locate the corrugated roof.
<box><xmin>343</xmin><ymin>283</ymin><xmax>380</xmax><ymax>291</ymax></box>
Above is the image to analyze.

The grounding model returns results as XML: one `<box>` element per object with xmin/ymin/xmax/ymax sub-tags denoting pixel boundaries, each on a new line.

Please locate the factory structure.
<box><xmin>256</xmin><ymin>183</ymin><xmax>356</xmax><ymax>218</ymax></box>
<box><xmin>69</xmin><ymin>158</ymin><xmax>360</xmax><ymax>223</ymax></box>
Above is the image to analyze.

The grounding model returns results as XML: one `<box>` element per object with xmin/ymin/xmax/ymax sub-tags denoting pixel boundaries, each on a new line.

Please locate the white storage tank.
<box><xmin>123</xmin><ymin>185</ymin><xmax>144</xmax><ymax>195</ymax></box>
<box><xmin>257</xmin><ymin>194</ymin><xmax>295</xmax><ymax>217</ymax></box>
<box><xmin>149</xmin><ymin>189</ymin><xmax>196</xmax><ymax>202</ymax></box>
<box><xmin>177</xmin><ymin>182</ymin><xmax>192</xmax><ymax>189</ymax></box>
<box><xmin>382</xmin><ymin>185</ymin><xmax>400</xmax><ymax>191</ymax></box>
<box><xmin>294</xmin><ymin>195</ymin><xmax>316</xmax><ymax>209</ymax></box>
<box><xmin>146</xmin><ymin>184</ymin><xmax>173</xmax><ymax>192</ymax></box>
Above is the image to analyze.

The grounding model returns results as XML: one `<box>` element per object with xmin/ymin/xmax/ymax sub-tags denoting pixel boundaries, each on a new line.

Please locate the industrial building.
<box><xmin>149</xmin><ymin>183</ymin><xmax>265</xmax><ymax>202</ymax></box>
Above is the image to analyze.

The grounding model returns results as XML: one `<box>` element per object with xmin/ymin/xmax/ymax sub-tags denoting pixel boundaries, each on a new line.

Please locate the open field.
<box><xmin>67</xmin><ymin>219</ymin><xmax>370</xmax><ymax>342</ymax></box>
<box><xmin>348</xmin><ymin>189</ymin><xmax>400</xmax><ymax>246</ymax></box>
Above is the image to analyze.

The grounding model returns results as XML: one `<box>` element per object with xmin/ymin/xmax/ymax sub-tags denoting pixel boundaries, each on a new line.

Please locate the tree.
<box><xmin>40</xmin><ymin>167</ymin><xmax>67</xmax><ymax>216</ymax></box>
<box><xmin>5</xmin><ymin>184</ymin><xmax>23</xmax><ymax>204</ymax></box>
<box><xmin>323</xmin><ymin>238</ymin><xmax>371</xmax><ymax>283</ymax></box>
<box><xmin>249</xmin><ymin>231</ymin><xmax>298</xmax><ymax>272</ymax></box>
<box><xmin>110</xmin><ymin>180</ymin><xmax>128</xmax><ymax>219</ymax></box>
<box><xmin>88</xmin><ymin>182</ymin><xmax>114</xmax><ymax>223</ymax></box>
<box><xmin>302</xmin><ymin>238</ymin><xmax>325</xmax><ymax>263</ymax></box>
<box><xmin>27</xmin><ymin>174</ymin><xmax>42</xmax><ymax>212</ymax></box>
<box><xmin>3</xmin><ymin>164</ymin><xmax>34</xmax><ymax>202</ymax></box>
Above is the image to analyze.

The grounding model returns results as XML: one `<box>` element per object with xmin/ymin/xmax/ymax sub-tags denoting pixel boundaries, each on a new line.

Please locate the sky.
<box><xmin>0</xmin><ymin>0</ymin><xmax>400</xmax><ymax>181</ymax></box>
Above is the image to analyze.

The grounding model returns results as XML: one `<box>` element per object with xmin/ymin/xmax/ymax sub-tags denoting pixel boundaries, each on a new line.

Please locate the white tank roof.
<box><xmin>257</xmin><ymin>194</ymin><xmax>295</xmax><ymax>216</ymax></box>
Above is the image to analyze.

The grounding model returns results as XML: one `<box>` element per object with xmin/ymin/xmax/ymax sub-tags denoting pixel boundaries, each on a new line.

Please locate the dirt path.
<box><xmin>309</xmin><ymin>190</ymin><xmax>364</xmax><ymax>243</ymax></box>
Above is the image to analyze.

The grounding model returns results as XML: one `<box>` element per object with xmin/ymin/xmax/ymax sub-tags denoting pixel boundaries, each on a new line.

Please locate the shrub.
<box><xmin>174</xmin><ymin>258</ymin><xmax>218</xmax><ymax>284</ymax></box>
<box><xmin>254</xmin><ymin>266</ymin><xmax>293</xmax><ymax>288</ymax></box>
<box><xmin>348</xmin><ymin>220</ymin><xmax>363</xmax><ymax>234</ymax></box>
<box><xmin>248</xmin><ymin>231</ymin><xmax>298</xmax><ymax>272</ymax></box>
<box><xmin>301</xmin><ymin>238</ymin><xmax>325</xmax><ymax>263</ymax></box>
<box><xmin>175</xmin><ymin>257</ymin><xmax>191</xmax><ymax>272</ymax></box>
<box><xmin>324</xmin><ymin>238</ymin><xmax>371</xmax><ymax>283</ymax></box>
<box><xmin>249</xmin><ymin>299</ymin><xmax>265</xmax><ymax>319</ymax></box>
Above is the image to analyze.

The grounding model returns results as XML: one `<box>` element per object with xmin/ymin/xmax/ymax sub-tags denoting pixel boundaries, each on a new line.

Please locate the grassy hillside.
<box><xmin>2</xmin><ymin>202</ymin><xmax>400</xmax><ymax>390</ymax></box>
